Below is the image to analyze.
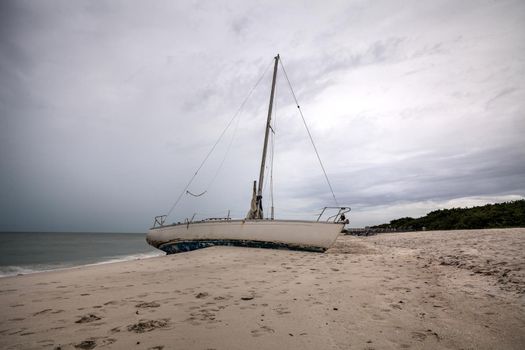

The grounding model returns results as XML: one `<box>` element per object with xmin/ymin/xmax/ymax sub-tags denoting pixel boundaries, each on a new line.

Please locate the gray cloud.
<box><xmin>281</xmin><ymin>146</ymin><xmax>524</xmax><ymax>204</ymax></box>
<box><xmin>485</xmin><ymin>87</ymin><xmax>520</xmax><ymax>109</ymax></box>
<box><xmin>1</xmin><ymin>0</ymin><xmax>524</xmax><ymax>231</ymax></box>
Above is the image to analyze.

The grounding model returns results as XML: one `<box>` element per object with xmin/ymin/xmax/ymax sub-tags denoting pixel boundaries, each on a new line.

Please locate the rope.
<box><xmin>186</xmin><ymin>190</ymin><xmax>207</xmax><ymax>197</ymax></box>
<box><xmin>165</xmin><ymin>59</ymin><xmax>274</xmax><ymax>219</ymax></box>
<box><xmin>279</xmin><ymin>58</ymin><xmax>339</xmax><ymax>206</ymax></box>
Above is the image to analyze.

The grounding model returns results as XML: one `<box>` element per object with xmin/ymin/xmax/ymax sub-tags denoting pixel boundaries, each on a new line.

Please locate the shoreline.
<box><xmin>1</xmin><ymin>228</ymin><xmax>524</xmax><ymax>349</ymax></box>
<box><xmin>0</xmin><ymin>251</ymin><xmax>163</xmax><ymax>279</ymax></box>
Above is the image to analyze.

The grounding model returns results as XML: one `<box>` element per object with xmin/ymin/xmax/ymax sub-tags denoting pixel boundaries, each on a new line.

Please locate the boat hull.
<box><xmin>147</xmin><ymin>220</ymin><xmax>343</xmax><ymax>254</ymax></box>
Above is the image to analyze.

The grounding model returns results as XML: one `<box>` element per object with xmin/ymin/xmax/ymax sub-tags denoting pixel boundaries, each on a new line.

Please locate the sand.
<box><xmin>1</xmin><ymin>228</ymin><xmax>524</xmax><ymax>349</ymax></box>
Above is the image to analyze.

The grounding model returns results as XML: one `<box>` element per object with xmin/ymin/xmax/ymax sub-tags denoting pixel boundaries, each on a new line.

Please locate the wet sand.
<box><xmin>1</xmin><ymin>228</ymin><xmax>524</xmax><ymax>349</ymax></box>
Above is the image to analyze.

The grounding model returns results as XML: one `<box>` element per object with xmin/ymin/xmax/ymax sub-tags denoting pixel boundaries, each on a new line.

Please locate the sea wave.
<box><xmin>0</xmin><ymin>251</ymin><xmax>165</xmax><ymax>278</ymax></box>
<box><xmin>83</xmin><ymin>251</ymin><xmax>165</xmax><ymax>267</ymax></box>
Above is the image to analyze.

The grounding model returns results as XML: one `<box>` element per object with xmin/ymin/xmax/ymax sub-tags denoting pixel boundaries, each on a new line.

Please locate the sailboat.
<box><xmin>147</xmin><ymin>55</ymin><xmax>349</xmax><ymax>254</ymax></box>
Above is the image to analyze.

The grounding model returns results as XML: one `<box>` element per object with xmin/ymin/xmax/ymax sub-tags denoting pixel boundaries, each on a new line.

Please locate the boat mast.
<box><xmin>256</xmin><ymin>54</ymin><xmax>279</xmax><ymax>219</ymax></box>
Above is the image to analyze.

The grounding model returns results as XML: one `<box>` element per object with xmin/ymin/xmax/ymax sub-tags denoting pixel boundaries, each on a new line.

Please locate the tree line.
<box><xmin>372</xmin><ymin>200</ymin><xmax>525</xmax><ymax>231</ymax></box>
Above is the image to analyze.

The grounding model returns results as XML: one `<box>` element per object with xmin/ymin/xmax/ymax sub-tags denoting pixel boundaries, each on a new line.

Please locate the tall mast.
<box><xmin>256</xmin><ymin>54</ymin><xmax>279</xmax><ymax>217</ymax></box>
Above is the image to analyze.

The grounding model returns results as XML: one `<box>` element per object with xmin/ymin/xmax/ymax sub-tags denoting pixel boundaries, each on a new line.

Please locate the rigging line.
<box><xmin>279</xmin><ymin>58</ymin><xmax>339</xmax><ymax>206</ymax></box>
<box><xmin>165</xmin><ymin>58</ymin><xmax>274</xmax><ymax>218</ymax></box>
<box><xmin>204</xmin><ymin>99</ymin><xmax>242</xmax><ymax>192</ymax></box>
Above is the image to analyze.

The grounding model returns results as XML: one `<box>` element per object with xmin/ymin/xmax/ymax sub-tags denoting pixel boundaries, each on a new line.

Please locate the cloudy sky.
<box><xmin>1</xmin><ymin>0</ymin><xmax>524</xmax><ymax>232</ymax></box>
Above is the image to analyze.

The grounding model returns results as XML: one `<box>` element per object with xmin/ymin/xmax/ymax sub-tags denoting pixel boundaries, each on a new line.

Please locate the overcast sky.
<box><xmin>1</xmin><ymin>0</ymin><xmax>524</xmax><ymax>232</ymax></box>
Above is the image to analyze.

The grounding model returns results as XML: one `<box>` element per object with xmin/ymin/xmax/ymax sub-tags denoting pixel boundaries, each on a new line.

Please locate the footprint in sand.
<box><xmin>135</xmin><ymin>301</ymin><xmax>161</xmax><ymax>308</ymax></box>
<box><xmin>110</xmin><ymin>326</ymin><xmax>121</xmax><ymax>334</ymax></box>
<box><xmin>75</xmin><ymin>314</ymin><xmax>101</xmax><ymax>324</ymax></box>
<box><xmin>188</xmin><ymin>308</ymin><xmax>218</xmax><ymax>322</ymax></box>
<box><xmin>411</xmin><ymin>331</ymin><xmax>427</xmax><ymax>341</ymax></box>
<box><xmin>273</xmin><ymin>306</ymin><xmax>291</xmax><ymax>315</ymax></box>
<box><xmin>251</xmin><ymin>325</ymin><xmax>275</xmax><ymax>337</ymax></box>
<box><xmin>33</xmin><ymin>308</ymin><xmax>53</xmax><ymax>316</ymax></box>
<box><xmin>74</xmin><ymin>340</ymin><xmax>97</xmax><ymax>349</ymax></box>
<box><xmin>127</xmin><ymin>319</ymin><xmax>170</xmax><ymax>333</ymax></box>
<box><xmin>8</xmin><ymin>328</ymin><xmax>28</xmax><ymax>336</ymax></box>
<box><xmin>98</xmin><ymin>337</ymin><xmax>117</xmax><ymax>346</ymax></box>
<box><xmin>37</xmin><ymin>339</ymin><xmax>54</xmax><ymax>346</ymax></box>
<box><xmin>371</xmin><ymin>314</ymin><xmax>385</xmax><ymax>321</ymax></box>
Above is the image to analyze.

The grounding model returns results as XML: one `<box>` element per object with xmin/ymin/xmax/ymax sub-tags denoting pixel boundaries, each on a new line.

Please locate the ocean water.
<box><xmin>0</xmin><ymin>232</ymin><xmax>163</xmax><ymax>277</ymax></box>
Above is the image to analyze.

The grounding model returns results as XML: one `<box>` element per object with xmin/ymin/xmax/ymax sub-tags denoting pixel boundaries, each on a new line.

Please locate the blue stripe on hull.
<box><xmin>158</xmin><ymin>239</ymin><xmax>326</xmax><ymax>254</ymax></box>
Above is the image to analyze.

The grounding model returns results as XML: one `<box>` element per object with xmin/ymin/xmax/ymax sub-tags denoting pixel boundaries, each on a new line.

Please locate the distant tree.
<box><xmin>371</xmin><ymin>200</ymin><xmax>525</xmax><ymax>231</ymax></box>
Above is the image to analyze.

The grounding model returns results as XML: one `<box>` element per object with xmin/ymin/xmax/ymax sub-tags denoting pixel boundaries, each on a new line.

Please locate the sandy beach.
<box><xmin>1</xmin><ymin>228</ymin><xmax>524</xmax><ymax>349</ymax></box>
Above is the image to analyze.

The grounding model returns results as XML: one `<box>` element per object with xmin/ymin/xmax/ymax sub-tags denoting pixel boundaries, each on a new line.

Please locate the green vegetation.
<box><xmin>372</xmin><ymin>200</ymin><xmax>525</xmax><ymax>231</ymax></box>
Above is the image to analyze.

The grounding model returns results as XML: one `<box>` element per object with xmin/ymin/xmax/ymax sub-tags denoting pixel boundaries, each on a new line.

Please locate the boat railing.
<box><xmin>203</xmin><ymin>209</ymin><xmax>231</xmax><ymax>222</ymax></box>
<box><xmin>154</xmin><ymin>208</ymin><xmax>349</xmax><ymax>227</ymax></box>
<box><xmin>153</xmin><ymin>215</ymin><xmax>167</xmax><ymax>228</ymax></box>
<box><xmin>153</xmin><ymin>212</ymin><xmax>233</xmax><ymax>228</ymax></box>
<box><xmin>203</xmin><ymin>217</ymin><xmax>232</xmax><ymax>222</ymax></box>
<box><xmin>317</xmin><ymin>207</ymin><xmax>351</xmax><ymax>223</ymax></box>
<box><xmin>185</xmin><ymin>213</ymin><xmax>197</xmax><ymax>223</ymax></box>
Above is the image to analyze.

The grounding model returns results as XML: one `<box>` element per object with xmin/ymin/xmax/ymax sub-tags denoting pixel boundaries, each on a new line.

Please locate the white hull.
<box><xmin>147</xmin><ymin>219</ymin><xmax>343</xmax><ymax>253</ymax></box>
